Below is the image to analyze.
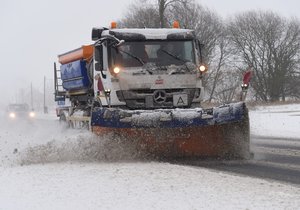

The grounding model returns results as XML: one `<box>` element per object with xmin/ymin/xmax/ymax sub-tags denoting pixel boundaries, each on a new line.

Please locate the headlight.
<box><xmin>9</xmin><ymin>112</ymin><xmax>16</xmax><ymax>118</ymax></box>
<box><xmin>113</xmin><ymin>67</ymin><xmax>120</xmax><ymax>74</ymax></box>
<box><xmin>29</xmin><ymin>112</ymin><xmax>35</xmax><ymax>118</ymax></box>
<box><xmin>241</xmin><ymin>83</ymin><xmax>248</xmax><ymax>88</ymax></box>
<box><xmin>199</xmin><ymin>65</ymin><xmax>207</xmax><ymax>73</ymax></box>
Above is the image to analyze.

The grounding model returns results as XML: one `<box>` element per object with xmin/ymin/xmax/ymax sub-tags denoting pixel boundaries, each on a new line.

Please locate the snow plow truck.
<box><xmin>54</xmin><ymin>22</ymin><xmax>251</xmax><ymax>159</ymax></box>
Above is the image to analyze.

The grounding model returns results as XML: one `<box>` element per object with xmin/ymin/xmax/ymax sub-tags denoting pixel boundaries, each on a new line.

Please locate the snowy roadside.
<box><xmin>250</xmin><ymin>103</ymin><xmax>300</xmax><ymax>139</ymax></box>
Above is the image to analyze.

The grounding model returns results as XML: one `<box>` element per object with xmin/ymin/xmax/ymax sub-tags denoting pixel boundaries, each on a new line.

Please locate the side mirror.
<box><xmin>94</xmin><ymin>45</ymin><xmax>107</xmax><ymax>79</ymax></box>
<box><xmin>92</xmin><ymin>27</ymin><xmax>105</xmax><ymax>41</ymax></box>
<box><xmin>196</xmin><ymin>40</ymin><xmax>204</xmax><ymax>63</ymax></box>
<box><xmin>94</xmin><ymin>45</ymin><xmax>103</xmax><ymax>71</ymax></box>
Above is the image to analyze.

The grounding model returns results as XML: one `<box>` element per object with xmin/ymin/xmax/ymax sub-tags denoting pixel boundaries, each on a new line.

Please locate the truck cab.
<box><xmin>92</xmin><ymin>25</ymin><xmax>207</xmax><ymax>109</ymax></box>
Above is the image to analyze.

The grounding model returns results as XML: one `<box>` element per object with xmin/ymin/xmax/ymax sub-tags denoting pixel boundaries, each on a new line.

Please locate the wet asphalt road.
<box><xmin>174</xmin><ymin>135</ymin><xmax>300</xmax><ymax>186</ymax></box>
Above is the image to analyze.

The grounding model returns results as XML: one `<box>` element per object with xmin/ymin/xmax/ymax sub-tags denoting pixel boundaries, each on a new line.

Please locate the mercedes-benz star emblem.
<box><xmin>153</xmin><ymin>90</ymin><xmax>166</xmax><ymax>103</ymax></box>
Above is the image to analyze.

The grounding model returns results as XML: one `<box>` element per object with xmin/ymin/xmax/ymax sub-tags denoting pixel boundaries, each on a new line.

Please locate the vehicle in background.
<box><xmin>6</xmin><ymin>103</ymin><xmax>35</xmax><ymax>120</ymax></box>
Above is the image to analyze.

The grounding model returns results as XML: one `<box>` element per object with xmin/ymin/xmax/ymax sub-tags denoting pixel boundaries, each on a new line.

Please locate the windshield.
<box><xmin>111</xmin><ymin>40</ymin><xmax>195</xmax><ymax>68</ymax></box>
<box><xmin>8</xmin><ymin>104</ymin><xmax>29</xmax><ymax>112</ymax></box>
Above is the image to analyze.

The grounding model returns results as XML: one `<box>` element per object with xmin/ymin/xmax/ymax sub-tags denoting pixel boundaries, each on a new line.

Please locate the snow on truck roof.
<box><xmin>102</xmin><ymin>28</ymin><xmax>195</xmax><ymax>40</ymax></box>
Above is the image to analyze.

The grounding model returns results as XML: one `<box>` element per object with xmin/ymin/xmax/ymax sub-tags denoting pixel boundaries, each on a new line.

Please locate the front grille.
<box><xmin>116</xmin><ymin>89</ymin><xmax>195</xmax><ymax>109</ymax></box>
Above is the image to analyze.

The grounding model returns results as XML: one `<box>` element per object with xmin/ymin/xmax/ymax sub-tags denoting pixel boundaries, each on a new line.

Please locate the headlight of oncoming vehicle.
<box><xmin>29</xmin><ymin>111</ymin><xmax>35</xmax><ymax>118</ymax></box>
<box><xmin>9</xmin><ymin>112</ymin><xmax>16</xmax><ymax>118</ymax></box>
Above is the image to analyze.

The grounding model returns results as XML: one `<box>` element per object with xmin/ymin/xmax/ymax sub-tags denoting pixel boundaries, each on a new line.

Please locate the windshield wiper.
<box><xmin>161</xmin><ymin>49</ymin><xmax>187</xmax><ymax>63</ymax></box>
<box><xmin>118</xmin><ymin>49</ymin><xmax>145</xmax><ymax>65</ymax></box>
<box><xmin>118</xmin><ymin>49</ymin><xmax>153</xmax><ymax>74</ymax></box>
<box><xmin>161</xmin><ymin>49</ymin><xmax>191</xmax><ymax>72</ymax></box>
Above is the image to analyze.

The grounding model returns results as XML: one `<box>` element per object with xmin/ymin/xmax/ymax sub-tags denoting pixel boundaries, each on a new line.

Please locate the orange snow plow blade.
<box><xmin>91</xmin><ymin>102</ymin><xmax>250</xmax><ymax>159</ymax></box>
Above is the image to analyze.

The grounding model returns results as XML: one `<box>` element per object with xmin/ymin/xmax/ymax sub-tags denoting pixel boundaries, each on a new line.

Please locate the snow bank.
<box><xmin>250</xmin><ymin>103</ymin><xmax>300</xmax><ymax>139</ymax></box>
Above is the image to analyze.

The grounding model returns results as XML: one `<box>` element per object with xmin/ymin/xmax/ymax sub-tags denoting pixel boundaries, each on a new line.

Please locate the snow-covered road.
<box><xmin>1</xmin><ymin>162</ymin><xmax>299</xmax><ymax>210</ymax></box>
<box><xmin>0</xmin><ymin>104</ymin><xmax>300</xmax><ymax>210</ymax></box>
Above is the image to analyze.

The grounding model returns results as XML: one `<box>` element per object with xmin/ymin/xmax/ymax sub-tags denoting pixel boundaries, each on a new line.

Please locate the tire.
<box><xmin>59</xmin><ymin>113</ymin><xmax>67</xmax><ymax>122</ymax></box>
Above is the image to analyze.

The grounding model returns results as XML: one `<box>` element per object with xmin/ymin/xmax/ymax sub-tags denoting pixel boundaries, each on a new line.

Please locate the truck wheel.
<box><xmin>59</xmin><ymin>113</ymin><xmax>67</xmax><ymax>122</ymax></box>
<box><xmin>59</xmin><ymin>113</ymin><xmax>71</xmax><ymax>128</ymax></box>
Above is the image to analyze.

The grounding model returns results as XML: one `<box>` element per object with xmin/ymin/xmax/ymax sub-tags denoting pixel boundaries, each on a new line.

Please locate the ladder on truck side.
<box><xmin>54</xmin><ymin>62</ymin><xmax>66</xmax><ymax>102</ymax></box>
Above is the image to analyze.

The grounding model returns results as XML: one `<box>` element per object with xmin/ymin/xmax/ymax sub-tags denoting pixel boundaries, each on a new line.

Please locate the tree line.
<box><xmin>118</xmin><ymin>0</ymin><xmax>300</xmax><ymax>103</ymax></box>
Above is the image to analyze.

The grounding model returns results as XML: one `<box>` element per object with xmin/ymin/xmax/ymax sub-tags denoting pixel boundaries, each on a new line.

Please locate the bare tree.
<box><xmin>206</xmin><ymin>32</ymin><xmax>232</xmax><ymax>102</ymax></box>
<box><xmin>214</xmin><ymin>69</ymin><xmax>241</xmax><ymax>103</ymax></box>
<box><xmin>157</xmin><ymin>0</ymin><xmax>191</xmax><ymax>28</ymax></box>
<box><xmin>120</xmin><ymin>0</ymin><xmax>191</xmax><ymax>28</ymax></box>
<box><xmin>158</xmin><ymin>0</ymin><xmax>171</xmax><ymax>28</ymax></box>
<box><xmin>119</xmin><ymin>1</ymin><xmax>160</xmax><ymax>28</ymax></box>
<box><xmin>228</xmin><ymin>11</ymin><xmax>300</xmax><ymax>101</ymax></box>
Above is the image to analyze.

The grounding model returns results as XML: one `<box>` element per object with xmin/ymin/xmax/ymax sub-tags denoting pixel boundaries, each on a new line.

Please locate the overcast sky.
<box><xmin>1</xmin><ymin>0</ymin><xmax>299</xmax><ymax>106</ymax></box>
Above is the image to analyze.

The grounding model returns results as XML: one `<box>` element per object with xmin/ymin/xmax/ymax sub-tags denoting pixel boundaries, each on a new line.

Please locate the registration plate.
<box><xmin>173</xmin><ymin>94</ymin><xmax>188</xmax><ymax>107</ymax></box>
